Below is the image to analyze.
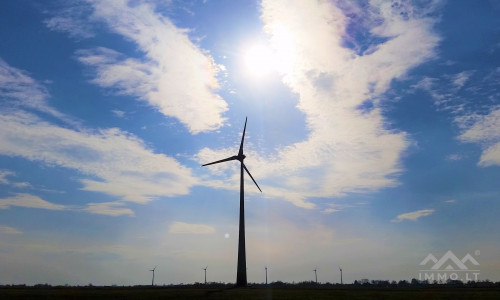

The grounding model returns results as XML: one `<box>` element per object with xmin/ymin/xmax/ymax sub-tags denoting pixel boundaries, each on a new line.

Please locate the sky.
<box><xmin>0</xmin><ymin>0</ymin><xmax>499</xmax><ymax>285</ymax></box>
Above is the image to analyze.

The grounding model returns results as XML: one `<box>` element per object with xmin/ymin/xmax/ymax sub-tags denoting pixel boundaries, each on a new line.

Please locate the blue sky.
<box><xmin>0</xmin><ymin>0</ymin><xmax>499</xmax><ymax>285</ymax></box>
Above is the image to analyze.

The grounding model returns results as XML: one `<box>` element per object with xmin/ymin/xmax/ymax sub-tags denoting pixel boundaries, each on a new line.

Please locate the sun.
<box><xmin>243</xmin><ymin>44</ymin><xmax>275</xmax><ymax>78</ymax></box>
<box><xmin>242</xmin><ymin>26</ymin><xmax>296</xmax><ymax>79</ymax></box>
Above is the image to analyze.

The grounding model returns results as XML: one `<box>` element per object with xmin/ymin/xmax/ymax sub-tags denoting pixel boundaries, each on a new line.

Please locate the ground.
<box><xmin>1</xmin><ymin>286</ymin><xmax>500</xmax><ymax>300</ymax></box>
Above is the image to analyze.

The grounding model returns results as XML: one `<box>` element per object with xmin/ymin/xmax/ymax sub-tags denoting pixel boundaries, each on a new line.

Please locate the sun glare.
<box><xmin>244</xmin><ymin>44</ymin><xmax>275</xmax><ymax>77</ymax></box>
<box><xmin>243</xmin><ymin>25</ymin><xmax>296</xmax><ymax>79</ymax></box>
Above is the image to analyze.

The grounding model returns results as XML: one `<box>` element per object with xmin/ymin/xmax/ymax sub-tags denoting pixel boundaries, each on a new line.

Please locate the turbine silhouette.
<box><xmin>202</xmin><ymin>117</ymin><xmax>262</xmax><ymax>287</ymax></box>
<box><xmin>149</xmin><ymin>266</ymin><xmax>157</xmax><ymax>286</ymax></box>
<box><xmin>313</xmin><ymin>268</ymin><xmax>318</xmax><ymax>284</ymax></box>
<box><xmin>203</xmin><ymin>266</ymin><xmax>208</xmax><ymax>284</ymax></box>
<box><xmin>339</xmin><ymin>267</ymin><xmax>343</xmax><ymax>284</ymax></box>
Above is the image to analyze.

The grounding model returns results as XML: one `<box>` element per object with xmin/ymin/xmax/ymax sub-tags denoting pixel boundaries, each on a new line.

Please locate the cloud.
<box><xmin>43</xmin><ymin>2</ymin><xmax>96</xmax><ymax>40</ymax></box>
<box><xmin>0</xmin><ymin>169</ymin><xmax>14</xmax><ymax>184</ymax></box>
<box><xmin>322</xmin><ymin>203</ymin><xmax>358</xmax><ymax>214</ymax></box>
<box><xmin>73</xmin><ymin>0</ymin><xmax>228</xmax><ymax>133</ymax></box>
<box><xmin>0</xmin><ymin>59</ymin><xmax>67</xmax><ymax>120</ymax></box>
<box><xmin>445</xmin><ymin>199</ymin><xmax>456</xmax><ymax>203</ymax></box>
<box><xmin>198</xmin><ymin>1</ymin><xmax>440</xmax><ymax>207</ymax></box>
<box><xmin>458</xmin><ymin>107</ymin><xmax>500</xmax><ymax>166</ymax></box>
<box><xmin>450</xmin><ymin>71</ymin><xmax>474</xmax><ymax>89</ymax></box>
<box><xmin>0</xmin><ymin>59</ymin><xmax>200</xmax><ymax>216</ymax></box>
<box><xmin>112</xmin><ymin>110</ymin><xmax>126</xmax><ymax>118</ymax></box>
<box><xmin>446</xmin><ymin>154</ymin><xmax>463</xmax><ymax>161</ymax></box>
<box><xmin>0</xmin><ymin>225</ymin><xmax>22</xmax><ymax>235</ymax></box>
<box><xmin>0</xmin><ymin>110</ymin><xmax>198</xmax><ymax>204</ymax></box>
<box><xmin>0</xmin><ymin>169</ymin><xmax>31</xmax><ymax>188</ymax></box>
<box><xmin>391</xmin><ymin>209</ymin><xmax>435</xmax><ymax>222</ymax></box>
<box><xmin>84</xmin><ymin>202</ymin><xmax>134</xmax><ymax>217</ymax></box>
<box><xmin>168</xmin><ymin>222</ymin><xmax>216</xmax><ymax>235</ymax></box>
<box><xmin>0</xmin><ymin>193</ymin><xmax>66</xmax><ymax>211</ymax></box>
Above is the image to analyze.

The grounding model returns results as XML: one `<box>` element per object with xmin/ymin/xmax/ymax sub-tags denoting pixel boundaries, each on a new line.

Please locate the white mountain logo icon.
<box><xmin>420</xmin><ymin>250</ymin><xmax>479</xmax><ymax>270</ymax></box>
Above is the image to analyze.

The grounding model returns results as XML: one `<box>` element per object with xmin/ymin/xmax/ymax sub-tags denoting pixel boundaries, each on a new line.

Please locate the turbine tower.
<box><xmin>265</xmin><ymin>266</ymin><xmax>268</xmax><ymax>285</ymax></box>
<box><xmin>202</xmin><ymin>117</ymin><xmax>262</xmax><ymax>287</ymax></box>
<box><xmin>149</xmin><ymin>266</ymin><xmax>157</xmax><ymax>286</ymax></box>
<box><xmin>339</xmin><ymin>267</ymin><xmax>343</xmax><ymax>285</ymax></box>
<box><xmin>313</xmin><ymin>269</ymin><xmax>318</xmax><ymax>284</ymax></box>
<box><xmin>203</xmin><ymin>266</ymin><xmax>208</xmax><ymax>284</ymax></box>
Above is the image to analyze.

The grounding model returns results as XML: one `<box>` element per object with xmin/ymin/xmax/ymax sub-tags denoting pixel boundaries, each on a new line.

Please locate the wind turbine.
<box><xmin>265</xmin><ymin>266</ymin><xmax>268</xmax><ymax>285</ymax></box>
<box><xmin>339</xmin><ymin>267</ymin><xmax>343</xmax><ymax>285</ymax></box>
<box><xmin>149</xmin><ymin>266</ymin><xmax>157</xmax><ymax>286</ymax></box>
<box><xmin>202</xmin><ymin>117</ymin><xmax>262</xmax><ymax>287</ymax></box>
<box><xmin>313</xmin><ymin>269</ymin><xmax>318</xmax><ymax>284</ymax></box>
<box><xmin>203</xmin><ymin>266</ymin><xmax>208</xmax><ymax>284</ymax></box>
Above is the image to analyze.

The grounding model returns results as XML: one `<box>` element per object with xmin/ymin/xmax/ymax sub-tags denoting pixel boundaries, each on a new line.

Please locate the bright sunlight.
<box><xmin>243</xmin><ymin>24</ymin><xmax>296</xmax><ymax>79</ymax></box>
<box><xmin>244</xmin><ymin>44</ymin><xmax>275</xmax><ymax>77</ymax></box>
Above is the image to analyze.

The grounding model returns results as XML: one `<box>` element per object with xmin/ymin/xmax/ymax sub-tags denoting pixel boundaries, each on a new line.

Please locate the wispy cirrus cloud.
<box><xmin>0</xmin><ymin>169</ymin><xmax>13</xmax><ymax>185</ymax></box>
<box><xmin>0</xmin><ymin>110</ymin><xmax>198</xmax><ymax>204</ymax></box>
<box><xmin>69</xmin><ymin>0</ymin><xmax>228</xmax><ymax>134</ymax></box>
<box><xmin>0</xmin><ymin>59</ymin><xmax>198</xmax><ymax>213</ymax></box>
<box><xmin>0</xmin><ymin>193</ymin><xmax>66</xmax><ymax>211</ymax></box>
<box><xmin>0</xmin><ymin>59</ymin><xmax>68</xmax><ymax>121</ymax></box>
<box><xmin>392</xmin><ymin>209</ymin><xmax>435</xmax><ymax>222</ymax></box>
<box><xmin>84</xmin><ymin>202</ymin><xmax>134</xmax><ymax>217</ymax></box>
<box><xmin>457</xmin><ymin>107</ymin><xmax>500</xmax><ymax>167</ymax></box>
<box><xmin>43</xmin><ymin>1</ymin><xmax>96</xmax><ymax>39</ymax></box>
<box><xmin>0</xmin><ymin>169</ymin><xmax>31</xmax><ymax>188</ymax></box>
<box><xmin>198</xmin><ymin>0</ymin><xmax>441</xmax><ymax>208</ymax></box>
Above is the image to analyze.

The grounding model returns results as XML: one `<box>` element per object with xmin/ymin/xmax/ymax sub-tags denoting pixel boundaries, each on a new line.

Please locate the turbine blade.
<box><xmin>243</xmin><ymin>163</ymin><xmax>262</xmax><ymax>192</ymax></box>
<box><xmin>238</xmin><ymin>117</ymin><xmax>248</xmax><ymax>156</ymax></box>
<box><xmin>202</xmin><ymin>156</ymin><xmax>237</xmax><ymax>166</ymax></box>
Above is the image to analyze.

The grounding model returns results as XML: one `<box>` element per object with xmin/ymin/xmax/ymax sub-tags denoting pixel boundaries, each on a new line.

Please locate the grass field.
<box><xmin>1</xmin><ymin>286</ymin><xmax>500</xmax><ymax>300</ymax></box>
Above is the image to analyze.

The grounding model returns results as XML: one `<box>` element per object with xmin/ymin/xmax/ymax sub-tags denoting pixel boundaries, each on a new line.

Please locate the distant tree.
<box><xmin>398</xmin><ymin>280</ymin><xmax>409</xmax><ymax>286</ymax></box>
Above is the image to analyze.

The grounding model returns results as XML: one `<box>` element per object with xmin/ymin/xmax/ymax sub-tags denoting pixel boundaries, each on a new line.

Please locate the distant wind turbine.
<box><xmin>149</xmin><ymin>266</ymin><xmax>157</xmax><ymax>286</ymax></box>
<box><xmin>313</xmin><ymin>268</ymin><xmax>318</xmax><ymax>284</ymax></box>
<box><xmin>202</xmin><ymin>117</ymin><xmax>262</xmax><ymax>287</ymax></box>
<box><xmin>203</xmin><ymin>266</ymin><xmax>208</xmax><ymax>284</ymax></box>
<box><xmin>339</xmin><ymin>267</ymin><xmax>343</xmax><ymax>284</ymax></box>
<box><xmin>265</xmin><ymin>266</ymin><xmax>268</xmax><ymax>285</ymax></box>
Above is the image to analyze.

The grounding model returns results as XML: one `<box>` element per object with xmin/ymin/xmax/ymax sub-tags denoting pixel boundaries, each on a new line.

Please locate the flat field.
<box><xmin>1</xmin><ymin>286</ymin><xmax>500</xmax><ymax>300</ymax></box>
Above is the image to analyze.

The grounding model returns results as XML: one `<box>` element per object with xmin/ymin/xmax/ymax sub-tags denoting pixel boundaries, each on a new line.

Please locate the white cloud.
<box><xmin>0</xmin><ymin>59</ymin><xmax>199</xmax><ymax>216</ymax></box>
<box><xmin>84</xmin><ymin>202</ymin><xmax>134</xmax><ymax>217</ymax></box>
<box><xmin>0</xmin><ymin>169</ymin><xmax>31</xmax><ymax>188</ymax></box>
<box><xmin>43</xmin><ymin>2</ymin><xmax>96</xmax><ymax>39</ymax></box>
<box><xmin>0</xmin><ymin>169</ymin><xmax>14</xmax><ymax>184</ymax></box>
<box><xmin>112</xmin><ymin>110</ymin><xmax>126</xmax><ymax>118</ymax></box>
<box><xmin>0</xmin><ymin>193</ymin><xmax>66</xmax><ymax>211</ymax></box>
<box><xmin>198</xmin><ymin>1</ymin><xmax>440</xmax><ymax>207</ymax></box>
<box><xmin>0</xmin><ymin>110</ymin><xmax>198</xmax><ymax>204</ymax></box>
<box><xmin>450</xmin><ymin>71</ymin><xmax>474</xmax><ymax>89</ymax></box>
<box><xmin>458</xmin><ymin>107</ymin><xmax>500</xmax><ymax>166</ymax></box>
<box><xmin>322</xmin><ymin>203</ymin><xmax>357</xmax><ymax>214</ymax></box>
<box><xmin>391</xmin><ymin>209</ymin><xmax>435</xmax><ymax>222</ymax></box>
<box><xmin>0</xmin><ymin>225</ymin><xmax>23</xmax><ymax>235</ymax></box>
<box><xmin>445</xmin><ymin>199</ymin><xmax>456</xmax><ymax>203</ymax></box>
<box><xmin>0</xmin><ymin>59</ymin><xmax>65</xmax><ymax>120</ymax></box>
<box><xmin>446</xmin><ymin>154</ymin><xmax>463</xmax><ymax>161</ymax></box>
<box><xmin>168</xmin><ymin>222</ymin><xmax>216</xmax><ymax>235</ymax></box>
<box><xmin>75</xmin><ymin>0</ymin><xmax>228</xmax><ymax>133</ymax></box>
